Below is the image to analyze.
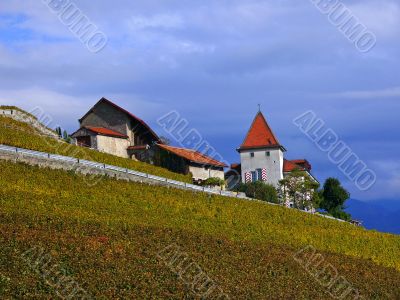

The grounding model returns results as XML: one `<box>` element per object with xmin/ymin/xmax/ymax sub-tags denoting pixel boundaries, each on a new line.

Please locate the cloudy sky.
<box><xmin>1</xmin><ymin>0</ymin><xmax>399</xmax><ymax>204</ymax></box>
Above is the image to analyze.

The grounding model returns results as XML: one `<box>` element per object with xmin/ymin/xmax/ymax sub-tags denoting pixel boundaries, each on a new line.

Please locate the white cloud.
<box><xmin>127</xmin><ymin>14</ymin><xmax>184</xmax><ymax>30</ymax></box>
<box><xmin>334</xmin><ymin>87</ymin><xmax>400</xmax><ymax>99</ymax></box>
<box><xmin>0</xmin><ymin>87</ymin><xmax>89</xmax><ymax>128</ymax></box>
<box><xmin>348</xmin><ymin>1</ymin><xmax>400</xmax><ymax>38</ymax></box>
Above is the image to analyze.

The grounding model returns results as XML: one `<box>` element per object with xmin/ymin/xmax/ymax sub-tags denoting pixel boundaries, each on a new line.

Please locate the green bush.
<box><xmin>201</xmin><ymin>177</ymin><xmax>225</xmax><ymax>187</ymax></box>
<box><xmin>236</xmin><ymin>181</ymin><xmax>279</xmax><ymax>204</ymax></box>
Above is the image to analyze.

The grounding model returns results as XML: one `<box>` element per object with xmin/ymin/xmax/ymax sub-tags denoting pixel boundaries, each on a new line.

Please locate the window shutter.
<box><xmin>261</xmin><ymin>168</ymin><xmax>267</xmax><ymax>181</ymax></box>
<box><xmin>245</xmin><ymin>172</ymin><xmax>252</xmax><ymax>183</ymax></box>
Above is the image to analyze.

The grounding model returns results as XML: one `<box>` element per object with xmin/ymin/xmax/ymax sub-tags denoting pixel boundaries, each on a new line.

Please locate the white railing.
<box><xmin>0</xmin><ymin>143</ymin><xmax>347</xmax><ymax>224</ymax></box>
<box><xmin>0</xmin><ymin>144</ymin><xmax>243</xmax><ymax>199</ymax></box>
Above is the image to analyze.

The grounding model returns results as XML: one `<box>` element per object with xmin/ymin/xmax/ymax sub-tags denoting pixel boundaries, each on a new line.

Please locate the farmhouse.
<box><xmin>231</xmin><ymin>110</ymin><xmax>317</xmax><ymax>188</ymax></box>
<box><xmin>71</xmin><ymin>98</ymin><xmax>161</xmax><ymax>159</ymax></box>
<box><xmin>71</xmin><ymin>98</ymin><xmax>226</xmax><ymax>182</ymax></box>
<box><xmin>156</xmin><ymin>144</ymin><xmax>227</xmax><ymax>184</ymax></box>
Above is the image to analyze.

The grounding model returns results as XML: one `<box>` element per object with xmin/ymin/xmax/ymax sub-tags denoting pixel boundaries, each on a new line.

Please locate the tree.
<box><xmin>55</xmin><ymin>127</ymin><xmax>62</xmax><ymax>137</ymax></box>
<box><xmin>278</xmin><ymin>170</ymin><xmax>320</xmax><ymax>211</ymax></box>
<box><xmin>61</xmin><ymin>130</ymin><xmax>72</xmax><ymax>143</ymax></box>
<box><xmin>236</xmin><ymin>181</ymin><xmax>278</xmax><ymax>204</ymax></box>
<box><xmin>319</xmin><ymin>178</ymin><xmax>351</xmax><ymax>221</ymax></box>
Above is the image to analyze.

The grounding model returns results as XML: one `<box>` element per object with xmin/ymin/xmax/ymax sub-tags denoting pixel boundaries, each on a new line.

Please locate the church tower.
<box><xmin>237</xmin><ymin>111</ymin><xmax>286</xmax><ymax>187</ymax></box>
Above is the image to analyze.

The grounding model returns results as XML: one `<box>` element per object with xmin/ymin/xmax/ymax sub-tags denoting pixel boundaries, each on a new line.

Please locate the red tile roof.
<box><xmin>290</xmin><ymin>159</ymin><xmax>312</xmax><ymax>171</ymax></box>
<box><xmin>238</xmin><ymin>112</ymin><xmax>284</xmax><ymax>151</ymax></box>
<box><xmin>157</xmin><ymin>144</ymin><xmax>227</xmax><ymax>168</ymax></box>
<box><xmin>80</xmin><ymin>98</ymin><xmax>162</xmax><ymax>143</ymax></box>
<box><xmin>84</xmin><ymin>126</ymin><xmax>128</xmax><ymax>138</ymax></box>
<box><xmin>283</xmin><ymin>159</ymin><xmax>312</xmax><ymax>172</ymax></box>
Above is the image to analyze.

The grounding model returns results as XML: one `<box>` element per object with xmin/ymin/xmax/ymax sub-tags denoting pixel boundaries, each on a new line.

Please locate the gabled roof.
<box><xmin>283</xmin><ymin>159</ymin><xmax>303</xmax><ymax>172</ymax></box>
<box><xmin>157</xmin><ymin>144</ymin><xmax>227</xmax><ymax>168</ymax></box>
<box><xmin>238</xmin><ymin>111</ymin><xmax>285</xmax><ymax>151</ymax></box>
<box><xmin>290</xmin><ymin>159</ymin><xmax>312</xmax><ymax>171</ymax></box>
<box><xmin>79</xmin><ymin>97</ymin><xmax>162</xmax><ymax>143</ymax></box>
<box><xmin>283</xmin><ymin>159</ymin><xmax>319</xmax><ymax>183</ymax></box>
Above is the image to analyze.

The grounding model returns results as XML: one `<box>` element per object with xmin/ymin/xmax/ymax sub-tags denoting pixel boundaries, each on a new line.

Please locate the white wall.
<box><xmin>189</xmin><ymin>165</ymin><xmax>225</xmax><ymax>181</ymax></box>
<box><xmin>95</xmin><ymin>135</ymin><xmax>130</xmax><ymax>158</ymax></box>
<box><xmin>240</xmin><ymin>148</ymin><xmax>283</xmax><ymax>186</ymax></box>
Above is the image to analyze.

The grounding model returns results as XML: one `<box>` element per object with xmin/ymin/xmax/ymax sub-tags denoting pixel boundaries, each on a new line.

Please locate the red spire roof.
<box><xmin>238</xmin><ymin>112</ymin><xmax>284</xmax><ymax>151</ymax></box>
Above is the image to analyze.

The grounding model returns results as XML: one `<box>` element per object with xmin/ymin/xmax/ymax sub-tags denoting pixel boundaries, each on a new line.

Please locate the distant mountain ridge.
<box><xmin>346</xmin><ymin>199</ymin><xmax>400</xmax><ymax>235</ymax></box>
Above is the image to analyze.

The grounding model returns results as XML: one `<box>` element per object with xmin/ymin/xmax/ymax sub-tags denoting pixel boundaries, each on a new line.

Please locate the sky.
<box><xmin>0</xmin><ymin>0</ymin><xmax>399</xmax><ymax>204</ymax></box>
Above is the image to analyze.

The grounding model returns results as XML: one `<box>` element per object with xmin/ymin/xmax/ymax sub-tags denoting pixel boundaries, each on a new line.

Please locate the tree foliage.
<box><xmin>319</xmin><ymin>178</ymin><xmax>351</xmax><ymax>221</ymax></box>
<box><xmin>236</xmin><ymin>181</ymin><xmax>279</xmax><ymax>204</ymax></box>
<box><xmin>201</xmin><ymin>177</ymin><xmax>225</xmax><ymax>187</ymax></box>
<box><xmin>278</xmin><ymin>170</ymin><xmax>320</xmax><ymax>211</ymax></box>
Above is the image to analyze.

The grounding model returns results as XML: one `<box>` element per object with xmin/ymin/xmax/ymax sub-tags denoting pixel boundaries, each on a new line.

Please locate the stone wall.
<box><xmin>189</xmin><ymin>165</ymin><xmax>225</xmax><ymax>181</ymax></box>
<box><xmin>96</xmin><ymin>135</ymin><xmax>130</xmax><ymax>158</ymax></box>
<box><xmin>0</xmin><ymin>151</ymin><xmax>174</xmax><ymax>188</ymax></box>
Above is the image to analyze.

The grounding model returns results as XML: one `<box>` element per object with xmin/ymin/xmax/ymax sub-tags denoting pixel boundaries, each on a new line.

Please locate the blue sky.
<box><xmin>0</xmin><ymin>0</ymin><xmax>399</xmax><ymax>204</ymax></box>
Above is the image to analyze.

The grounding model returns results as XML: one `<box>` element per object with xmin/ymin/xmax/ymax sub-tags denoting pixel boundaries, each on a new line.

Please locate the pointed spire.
<box><xmin>238</xmin><ymin>111</ymin><xmax>285</xmax><ymax>151</ymax></box>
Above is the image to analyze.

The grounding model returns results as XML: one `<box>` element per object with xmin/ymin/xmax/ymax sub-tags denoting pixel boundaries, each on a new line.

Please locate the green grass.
<box><xmin>0</xmin><ymin>115</ymin><xmax>192</xmax><ymax>183</ymax></box>
<box><xmin>0</xmin><ymin>161</ymin><xmax>399</xmax><ymax>299</ymax></box>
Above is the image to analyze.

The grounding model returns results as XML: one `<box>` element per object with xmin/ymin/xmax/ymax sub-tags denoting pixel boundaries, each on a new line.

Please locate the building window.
<box><xmin>266</xmin><ymin>151</ymin><xmax>270</xmax><ymax>157</ymax></box>
<box><xmin>251</xmin><ymin>171</ymin><xmax>257</xmax><ymax>182</ymax></box>
<box><xmin>250</xmin><ymin>152</ymin><xmax>255</xmax><ymax>158</ymax></box>
<box><xmin>257</xmin><ymin>169</ymin><xmax>262</xmax><ymax>181</ymax></box>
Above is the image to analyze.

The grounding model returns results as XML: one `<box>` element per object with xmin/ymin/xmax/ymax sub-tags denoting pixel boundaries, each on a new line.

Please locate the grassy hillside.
<box><xmin>0</xmin><ymin>115</ymin><xmax>192</xmax><ymax>183</ymax></box>
<box><xmin>1</xmin><ymin>161</ymin><xmax>399</xmax><ymax>299</ymax></box>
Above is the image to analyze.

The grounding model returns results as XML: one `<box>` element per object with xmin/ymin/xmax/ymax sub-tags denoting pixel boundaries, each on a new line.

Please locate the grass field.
<box><xmin>1</xmin><ymin>161</ymin><xmax>399</xmax><ymax>299</ymax></box>
<box><xmin>0</xmin><ymin>115</ymin><xmax>192</xmax><ymax>183</ymax></box>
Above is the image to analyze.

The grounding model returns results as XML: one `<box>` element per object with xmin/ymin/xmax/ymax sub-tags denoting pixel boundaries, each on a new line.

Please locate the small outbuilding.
<box><xmin>155</xmin><ymin>144</ymin><xmax>227</xmax><ymax>184</ymax></box>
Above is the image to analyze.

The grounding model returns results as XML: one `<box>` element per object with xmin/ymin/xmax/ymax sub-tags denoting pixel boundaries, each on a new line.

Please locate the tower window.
<box><xmin>266</xmin><ymin>151</ymin><xmax>270</xmax><ymax>157</ymax></box>
<box><xmin>250</xmin><ymin>152</ymin><xmax>255</xmax><ymax>158</ymax></box>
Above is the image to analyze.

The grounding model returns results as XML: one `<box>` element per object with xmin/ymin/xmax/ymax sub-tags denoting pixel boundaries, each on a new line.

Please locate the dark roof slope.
<box><xmin>79</xmin><ymin>98</ymin><xmax>162</xmax><ymax>143</ymax></box>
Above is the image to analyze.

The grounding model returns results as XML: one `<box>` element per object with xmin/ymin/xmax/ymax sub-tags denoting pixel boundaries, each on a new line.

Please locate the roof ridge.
<box><xmin>79</xmin><ymin>98</ymin><xmax>162</xmax><ymax>143</ymax></box>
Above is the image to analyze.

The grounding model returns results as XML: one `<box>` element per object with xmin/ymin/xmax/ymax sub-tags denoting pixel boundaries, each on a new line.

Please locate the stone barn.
<box><xmin>71</xmin><ymin>98</ymin><xmax>161</xmax><ymax>159</ymax></box>
<box><xmin>155</xmin><ymin>144</ymin><xmax>227</xmax><ymax>184</ymax></box>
